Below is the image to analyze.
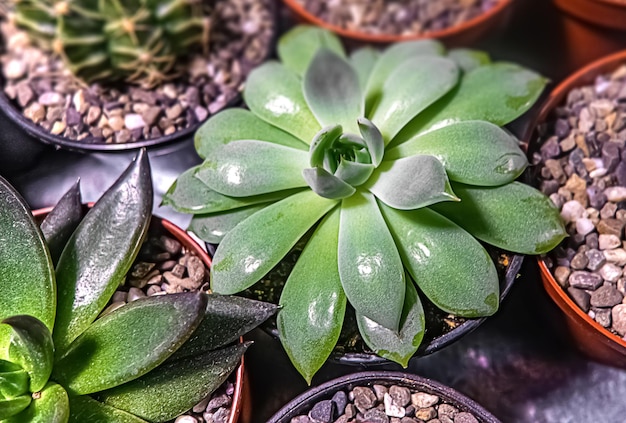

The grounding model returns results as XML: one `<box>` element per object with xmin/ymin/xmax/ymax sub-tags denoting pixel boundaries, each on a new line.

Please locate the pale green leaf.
<box><xmin>189</xmin><ymin>204</ymin><xmax>267</xmax><ymax>244</ymax></box>
<box><xmin>339</xmin><ymin>191</ymin><xmax>405</xmax><ymax>331</ymax></box>
<box><xmin>0</xmin><ymin>360</ymin><xmax>29</xmax><ymax>399</ymax></box>
<box><xmin>431</xmin><ymin>182</ymin><xmax>567</xmax><ymax>254</ymax></box>
<box><xmin>309</xmin><ymin>125</ymin><xmax>343</xmax><ymax>168</ymax></box>
<box><xmin>212</xmin><ymin>191</ymin><xmax>338</xmax><ymax>294</ymax></box>
<box><xmin>357</xmin><ymin>117</ymin><xmax>384</xmax><ymax>167</ymax></box>
<box><xmin>3</xmin><ymin>382</ymin><xmax>69</xmax><ymax>423</ymax></box>
<box><xmin>244</xmin><ymin>61</ymin><xmax>321</xmax><ymax>143</ymax></box>
<box><xmin>334</xmin><ymin>160</ymin><xmax>375</xmax><ymax>187</ymax></box>
<box><xmin>448</xmin><ymin>49</ymin><xmax>491</xmax><ymax>73</ymax></box>
<box><xmin>350</xmin><ymin>48</ymin><xmax>380</xmax><ymax>90</ymax></box>
<box><xmin>68</xmin><ymin>396</ymin><xmax>148</xmax><ymax>423</ymax></box>
<box><xmin>278</xmin><ymin>25</ymin><xmax>345</xmax><ymax>76</ymax></box>
<box><xmin>380</xmin><ymin>204</ymin><xmax>499</xmax><ymax>316</ymax></box>
<box><xmin>277</xmin><ymin>209</ymin><xmax>346</xmax><ymax>384</ymax></box>
<box><xmin>302</xmin><ymin>167</ymin><xmax>356</xmax><ymax>200</ymax></box>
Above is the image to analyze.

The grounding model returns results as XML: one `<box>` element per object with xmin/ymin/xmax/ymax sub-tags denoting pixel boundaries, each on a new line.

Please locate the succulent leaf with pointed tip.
<box><xmin>165</xmin><ymin>25</ymin><xmax>566</xmax><ymax>382</ymax></box>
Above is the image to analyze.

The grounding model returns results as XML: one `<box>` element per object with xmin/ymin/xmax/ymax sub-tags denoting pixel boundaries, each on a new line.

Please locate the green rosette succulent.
<box><xmin>11</xmin><ymin>0</ymin><xmax>208</xmax><ymax>87</ymax></box>
<box><xmin>163</xmin><ymin>26</ymin><xmax>567</xmax><ymax>382</ymax></box>
<box><xmin>0</xmin><ymin>149</ymin><xmax>276</xmax><ymax>422</ymax></box>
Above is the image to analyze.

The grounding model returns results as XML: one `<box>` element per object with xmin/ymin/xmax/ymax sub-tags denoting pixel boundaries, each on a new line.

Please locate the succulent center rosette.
<box><xmin>164</xmin><ymin>26</ymin><xmax>567</xmax><ymax>383</ymax></box>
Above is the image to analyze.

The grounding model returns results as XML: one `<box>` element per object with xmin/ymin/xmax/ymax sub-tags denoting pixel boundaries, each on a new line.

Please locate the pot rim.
<box><xmin>523</xmin><ymin>50</ymin><xmax>626</xmax><ymax>353</ymax></box>
<box><xmin>267</xmin><ymin>371</ymin><xmax>500</xmax><ymax>423</ymax></box>
<box><xmin>281</xmin><ymin>0</ymin><xmax>513</xmax><ymax>44</ymax></box>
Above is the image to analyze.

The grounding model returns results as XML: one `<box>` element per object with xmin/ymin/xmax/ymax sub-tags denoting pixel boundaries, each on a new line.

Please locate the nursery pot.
<box><xmin>281</xmin><ymin>0</ymin><xmax>513</xmax><ymax>47</ymax></box>
<box><xmin>524</xmin><ymin>50</ymin><xmax>626</xmax><ymax>369</ymax></box>
<box><xmin>32</xmin><ymin>206</ymin><xmax>248</xmax><ymax>423</ymax></box>
<box><xmin>267</xmin><ymin>371</ymin><xmax>501</xmax><ymax>423</ymax></box>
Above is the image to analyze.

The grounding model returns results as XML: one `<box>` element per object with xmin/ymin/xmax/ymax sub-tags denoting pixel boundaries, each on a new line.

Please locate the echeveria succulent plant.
<box><xmin>0</xmin><ymin>150</ymin><xmax>276</xmax><ymax>422</ymax></box>
<box><xmin>11</xmin><ymin>0</ymin><xmax>208</xmax><ymax>87</ymax></box>
<box><xmin>164</xmin><ymin>26</ymin><xmax>566</xmax><ymax>382</ymax></box>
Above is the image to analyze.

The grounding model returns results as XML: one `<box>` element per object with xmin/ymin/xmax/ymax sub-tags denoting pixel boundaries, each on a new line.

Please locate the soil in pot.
<box><xmin>530</xmin><ymin>62</ymin><xmax>626</xmax><ymax>341</ymax></box>
<box><xmin>0</xmin><ymin>0</ymin><xmax>274</xmax><ymax>148</ymax></box>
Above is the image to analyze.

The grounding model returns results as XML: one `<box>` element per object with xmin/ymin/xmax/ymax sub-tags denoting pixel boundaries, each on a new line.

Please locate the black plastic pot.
<box><xmin>267</xmin><ymin>371</ymin><xmax>501</xmax><ymax>423</ymax></box>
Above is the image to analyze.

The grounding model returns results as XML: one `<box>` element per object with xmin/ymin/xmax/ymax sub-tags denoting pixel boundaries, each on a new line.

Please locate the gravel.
<box><xmin>1</xmin><ymin>0</ymin><xmax>274</xmax><ymax>145</ymax></box>
<box><xmin>533</xmin><ymin>63</ymin><xmax>626</xmax><ymax>339</ymax></box>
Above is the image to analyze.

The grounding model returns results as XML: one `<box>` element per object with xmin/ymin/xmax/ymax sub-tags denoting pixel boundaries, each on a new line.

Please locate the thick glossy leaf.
<box><xmin>431</xmin><ymin>182</ymin><xmax>567</xmax><ymax>254</ymax></box>
<box><xmin>309</xmin><ymin>125</ymin><xmax>343</xmax><ymax>168</ymax></box>
<box><xmin>358</xmin><ymin>118</ymin><xmax>384</xmax><ymax>167</ymax></box>
<box><xmin>194</xmin><ymin>108</ymin><xmax>307</xmax><ymax>159</ymax></box>
<box><xmin>380</xmin><ymin>204</ymin><xmax>499</xmax><ymax>316</ymax></box>
<box><xmin>170</xmin><ymin>295</ymin><xmax>277</xmax><ymax>360</ymax></box>
<box><xmin>277</xmin><ymin>210</ymin><xmax>346</xmax><ymax>384</ymax></box>
<box><xmin>366</xmin><ymin>155</ymin><xmax>458</xmax><ymax>210</ymax></box>
<box><xmin>448</xmin><ymin>49</ymin><xmax>491</xmax><ymax>73</ymax></box>
<box><xmin>196</xmin><ymin>141</ymin><xmax>309</xmax><ymax>197</ymax></box>
<box><xmin>212</xmin><ymin>190</ymin><xmax>338</xmax><ymax>294</ymax></box>
<box><xmin>3</xmin><ymin>316</ymin><xmax>53</xmax><ymax>392</ymax></box>
<box><xmin>278</xmin><ymin>25</ymin><xmax>345</xmax><ymax>76</ymax></box>
<box><xmin>39</xmin><ymin>180</ymin><xmax>83</xmax><ymax>265</ymax></box>
<box><xmin>303</xmin><ymin>50</ymin><xmax>362</xmax><ymax>133</ymax></box>
<box><xmin>68</xmin><ymin>396</ymin><xmax>148</xmax><ymax>423</ymax></box>
<box><xmin>188</xmin><ymin>204</ymin><xmax>267</xmax><ymax>244</ymax></box>
<box><xmin>350</xmin><ymin>48</ymin><xmax>380</xmax><ymax>90</ymax></box>
<box><xmin>386</xmin><ymin>121</ymin><xmax>528</xmax><ymax>186</ymax></box>
<box><xmin>338</xmin><ymin>192</ymin><xmax>405</xmax><ymax>331</ymax></box>
<box><xmin>0</xmin><ymin>177</ymin><xmax>55</xmax><ymax>353</ymax></box>
<box><xmin>303</xmin><ymin>167</ymin><xmax>356</xmax><ymax>200</ymax></box>
<box><xmin>162</xmin><ymin>167</ymin><xmax>296</xmax><ymax>215</ymax></box>
<box><xmin>53</xmin><ymin>149</ymin><xmax>153</xmax><ymax>355</ymax></box>
<box><xmin>53</xmin><ymin>293</ymin><xmax>207</xmax><ymax>395</ymax></box>
<box><xmin>3</xmin><ymin>382</ymin><xmax>69</xmax><ymax>423</ymax></box>
<box><xmin>98</xmin><ymin>343</ymin><xmax>248</xmax><ymax>423</ymax></box>
<box><xmin>369</xmin><ymin>56</ymin><xmax>459</xmax><ymax>142</ymax></box>
<box><xmin>334</xmin><ymin>160</ymin><xmax>375</xmax><ymax>187</ymax></box>
<box><xmin>394</xmin><ymin>63</ymin><xmax>548</xmax><ymax>143</ymax></box>
<box><xmin>365</xmin><ymin>39</ymin><xmax>445</xmax><ymax>113</ymax></box>
<box><xmin>356</xmin><ymin>277</ymin><xmax>425</xmax><ymax>367</ymax></box>
<box><xmin>0</xmin><ymin>360</ymin><xmax>29</xmax><ymax>398</ymax></box>
<box><xmin>243</xmin><ymin>61</ymin><xmax>321</xmax><ymax>143</ymax></box>
<box><xmin>0</xmin><ymin>395</ymin><xmax>31</xmax><ymax>419</ymax></box>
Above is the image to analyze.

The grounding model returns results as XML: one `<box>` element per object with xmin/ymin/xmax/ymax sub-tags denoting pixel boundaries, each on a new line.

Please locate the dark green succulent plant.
<box><xmin>11</xmin><ymin>0</ymin><xmax>208</xmax><ymax>87</ymax></box>
<box><xmin>0</xmin><ymin>150</ymin><xmax>276</xmax><ymax>422</ymax></box>
<box><xmin>163</xmin><ymin>26</ymin><xmax>567</xmax><ymax>382</ymax></box>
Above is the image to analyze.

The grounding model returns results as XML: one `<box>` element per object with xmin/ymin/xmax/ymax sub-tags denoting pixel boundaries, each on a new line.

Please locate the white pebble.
<box><xmin>590</xmin><ymin>168</ymin><xmax>608</xmax><ymax>178</ymax></box>
<box><xmin>411</xmin><ymin>392</ymin><xmax>439</xmax><ymax>408</ymax></box>
<box><xmin>4</xmin><ymin>59</ymin><xmax>26</xmax><ymax>79</ymax></box>
<box><xmin>599</xmin><ymin>234</ymin><xmax>622</xmax><ymax>250</ymax></box>
<box><xmin>38</xmin><ymin>92</ymin><xmax>64</xmax><ymax>106</ymax></box>
<box><xmin>383</xmin><ymin>393</ymin><xmax>405</xmax><ymax>418</ymax></box>
<box><xmin>174</xmin><ymin>416</ymin><xmax>197</xmax><ymax>423</ymax></box>
<box><xmin>124</xmin><ymin>113</ymin><xmax>146</xmax><ymax>130</ymax></box>
<box><xmin>560</xmin><ymin>200</ymin><xmax>586</xmax><ymax>223</ymax></box>
<box><xmin>604</xmin><ymin>248</ymin><xmax>626</xmax><ymax>266</ymax></box>
<box><xmin>576</xmin><ymin>218</ymin><xmax>595</xmax><ymax>236</ymax></box>
<box><xmin>599</xmin><ymin>263</ymin><xmax>623</xmax><ymax>282</ymax></box>
<box><xmin>605</xmin><ymin>186</ymin><xmax>626</xmax><ymax>202</ymax></box>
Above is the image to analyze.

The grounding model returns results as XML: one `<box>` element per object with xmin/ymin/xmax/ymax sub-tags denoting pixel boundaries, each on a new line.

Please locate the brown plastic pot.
<box><xmin>524</xmin><ymin>50</ymin><xmax>626</xmax><ymax>368</ymax></box>
<box><xmin>281</xmin><ymin>0</ymin><xmax>513</xmax><ymax>47</ymax></box>
<box><xmin>267</xmin><ymin>371</ymin><xmax>501</xmax><ymax>423</ymax></box>
<box><xmin>32</xmin><ymin>206</ymin><xmax>247</xmax><ymax>423</ymax></box>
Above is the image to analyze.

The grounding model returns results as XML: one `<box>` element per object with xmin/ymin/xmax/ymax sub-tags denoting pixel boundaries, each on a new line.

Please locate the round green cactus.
<box><xmin>11</xmin><ymin>0</ymin><xmax>208</xmax><ymax>87</ymax></box>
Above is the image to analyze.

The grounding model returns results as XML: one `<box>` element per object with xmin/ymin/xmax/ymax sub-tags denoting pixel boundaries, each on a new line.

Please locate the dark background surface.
<box><xmin>3</xmin><ymin>0</ymin><xmax>626</xmax><ymax>422</ymax></box>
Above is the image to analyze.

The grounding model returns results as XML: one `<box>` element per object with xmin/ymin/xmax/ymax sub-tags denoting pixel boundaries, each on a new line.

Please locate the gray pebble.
<box><xmin>353</xmin><ymin>387</ymin><xmax>377</xmax><ymax>412</ymax></box>
<box><xmin>594</xmin><ymin>308</ymin><xmax>612</xmax><ymax>327</ymax></box>
<box><xmin>590</xmin><ymin>284</ymin><xmax>624</xmax><ymax>307</ymax></box>
<box><xmin>359</xmin><ymin>408</ymin><xmax>389</xmax><ymax>423</ymax></box>
<box><xmin>612</xmin><ymin>304</ymin><xmax>626</xmax><ymax>336</ymax></box>
<box><xmin>585</xmin><ymin>249</ymin><xmax>606</xmax><ymax>270</ymax></box>
<box><xmin>454</xmin><ymin>412</ymin><xmax>479</xmax><ymax>423</ymax></box>
<box><xmin>569</xmin><ymin>271</ymin><xmax>603</xmax><ymax>290</ymax></box>
<box><xmin>309</xmin><ymin>400</ymin><xmax>334</xmax><ymax>423</ymax></box>
<box><xmin>332</xmin><ymin>391</ymin><xmax>348</xmax><ymax>416</ymax></box>
<box><xmin>568</xmin><ymin>287</ymin><xmax>591</xmax><ymax>312</ymax></box>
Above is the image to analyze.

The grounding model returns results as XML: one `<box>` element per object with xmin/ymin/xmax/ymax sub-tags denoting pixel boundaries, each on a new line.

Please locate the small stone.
<box><xmin>600</xmin><ymin>202</ymin><xmax>617</xmax><ymax>219</ymax></box>
<box><xmin>174</xmin><ymin>416</ymin><xmax>197</xmax><ymax>423</ymax></box>
<box><xmin>16</xmin><ymin>83</ymin><xmax>34</xmax><ymax>107</ymax></box>
<box><xmin>554</xmin><ymin>266</ymin><xmax>571</xmax><ymax>287</ymax></box>
<box><xmin>590</xmin><ymin>284</ymin><xmax>623</xmax><ymax>307</ymax></box>
<box><xmin>125</xmin><ymin>113</ymin><xmax>146</xmax><ymax>130</ymax></box>
<box><xmin>597</xmin><ymin>219</ymin><xmax>624</xmax><ymax>237</ymax></box>
<box><xmin>569</xmin><ymin>271</ymin><xmax>603</xmax><ymax>290</ymax></box>
<box><xmin>353</xmin><ymin>387</ymin><xmax>377</xmax><ymax>412</ymax></box>
<box><xmin>587</xmin><ymin>185</ymin><xmax>607</xmax><ymax>209</ymax></box>
<box><xmin>561</xmin><ymin>200</ymin><xmax>586</xmax><ymax>223</ymax></box>
<box><xmin>207</xmin><ymin>394</ymin><xmax>231</xmax><ymax>411</ymax></box>
<box><xmin>212</xmin><ymin>407</ymin><xmax>229</xmax><ymax>423</ymax></box>
<box><xmin>389</xmin><ymin>386</ymin><xmax>411</xmax><ymax>407</ymax></box>
<box><xmin>554</xmin><ymin>119</ymin><xmax>570</xmax><ymax>138</ymax></box>
<box><xmin>345</xmin><ymin>404</ymin><xmax>356</xmax><ymax>419</ymax></box>
<box><xmin>192</xmin><ymin>396</ymin><xmax>210</xmax><ymax>413</ymax></box>
<box><xmin>593</xmin><ymin>307</ymin><xmax>612</xmax><ymax>327</ymax></box>
<box><xmin>359</xmin><ymin>408</ymin><xmax>389</xmax><ymax>423</ymax></box>
<box><xmin>146</xmin><ymin>285</ymin><xmax>162</xmax><ymax>296</ymax></box>
<box><xmin>128</xmin><ymin>287</ymin><xmax>147</xmax><ymax>302</ymax></box>
<box><xmin>157</xmin><ymin>236</ymin><xmax>182</xmax><ymax>255</ymax></box>
<box><xmin>599</xmin><ymin>234</ymin><xmax>621</xmax><ymax>250</ymax></box>
<box><xmin>415</xmin><ymin>407</ymin><xmax>437</xmax><ymax>421</ymax></box>
<box><xmin>194</xmin><ymin>105</ymin><xmax>209</xmax><ymax>122</ymax></box>
<box><xmin>565</xmin><ymin>174</ymin><xmax>588</xmax><ymax>204</ymax></box>
<box><xmin>587</xmin><ymin>232</ymin><xmax>599</xmax><ymax>250</ymax></box>
<box><xmin>4</xmin><ymin>59</ymin><xmax>26</xmax><ymax>79</ymax></box>
<box><xmin>51</xmin><ymin>121</ymin><xmax>66</xmax><ymax>135</ymax></box>
<box><xmin>575</xmin><ymin>218</ymin><xmax>595</xmax><ymax>236</ymax></box>
<box><xmin>604</xmin><ymin>248</ymin><xmax>626</xmax><ymax>266</ymax></box>
<box><xmin>567</xmin><ymin>287</ymin><xmax>591</xmax><ymax>312</ymax></box>
<box><xmin>545</xmin><ymin>159</ymin><xmax>565</xmax><ymax>181</ymax></box>
<box><xmin>585</xmin><ymin>249</ymin><xmax>606</xmax><ymax>270</ymax></box>
<box><xmin>384</xmin><ymin>393</ymin><xmax>405</xmax><ymax>418</ymax></box>
<box><xmin>454</xmin><ymin>412</ymin><xmax>479</xmax><ymax>423</ymax></box>
<box><xmin>24</xmin><ymin>103</ymin><xmax>46</xmax><ymax>123</ymax></box>
<box><xmin>115</xmin><ymin>130</ymin><xmax>132</xmax><ymax>143</ymax></box>
<box><xmin>611</xmin><ymin>304</ymin><xmax>626</xmax><ymax>336</ymax></box>
<box><xmin>570</xmin><ymin>253</ymin><xmax>589</xmax><ymax>270</ymax></box>
<box><xmin>604</xmin><ymin>186</ymin><xmax>626</xmax><ymax>202</ymax></box>
<box><xmin>373</xmin><ymin>385</ymin><xmax>388</xmax><ymax>401</ymax></box>
<box><xmin>590</xmin><ymin>99</ymin><xmax>614</xmax><ymax>117</ymax></box>
<box><xmin>331</xmin><ymin>391</ymin><xmax>347</xmax><ymax>416</ymax></box>
<box><xmin>47</xmin><ymin>107</ymin><xmax>64</xmax><ymax>122</ymax></box>
<box><xmin>111</xmin><ymin>291</ymin><xmax>127</xmax><ymax>303</ymax></box>
<box><xmin>411</xmin><ymin>392</ymin><xmax>439</xmax><ymax>408</ymax></box>
<box><xmin>598</xmin><ymin>263</ymin><xmax>623</xmax><ymax>282</ymax></box>
<box><xmin>560</xmin><ymin>135</ymin><xmax>576</xmax><ymax>152</ymax></box>
<box><xmin>86</xmin><ymin>106</ymin><xmax>102</xmax><ymax>125</ymax></box>
<box><xmin>578</xmin><ymin>107</ymin><xmax>594</xmax><ymax>132</ymax></box>
<box><xmin>66</xmin><ymin>107</ymin><xmax>81</xmax><ymax>126</ymax></box>
<box><xmin>38</xmin><ymin>92</ymin><xmax>64</xmax><ymax>106</ymax></box>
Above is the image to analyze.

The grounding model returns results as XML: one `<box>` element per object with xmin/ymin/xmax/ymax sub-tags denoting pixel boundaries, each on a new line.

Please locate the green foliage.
<box><xmin>11</xmin><ymin>0</ymin><xmax>208</xmax><ymax>87</ymax></box>
<box><xmin>0</xmin><ymin>150</ymin><xmax>276</xmax><ymax>422</ymax></box>
<box><xmin>165</xmin><ymin>25</ymin><xmax>567</xmax><ymax>381</ymax></box>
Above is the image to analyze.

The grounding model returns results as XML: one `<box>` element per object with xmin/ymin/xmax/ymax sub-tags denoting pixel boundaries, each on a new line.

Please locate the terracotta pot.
<box><xmin>524</xmin><ymin>50</ymin><xmax>626</xmax><ymax>368</ymax></box>
<box><xmin>281</xmin><ymin>0</ymin><xmax>513</xmax><ymax>47</ymax></box>
<box><xmin>267</xmin><ymin>371</ymin><xmax>501</xmax><ymax>423</ymax></box>
<box><xmin>32</xmin><ymin>206</ymin><xmax>247</xmax><ymax>423</ymax></box>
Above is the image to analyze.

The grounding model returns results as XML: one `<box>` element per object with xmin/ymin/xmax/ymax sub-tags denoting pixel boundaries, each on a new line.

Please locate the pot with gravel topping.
<box><xmin>0</xmin><ymin>0</ymin><xmax>276</xmax><ymax>152</ymax></box>
<box><xmin>526</xmin><ymin>50</ymin><xmax>626</xmax><ymax>368</ymax></box>
<box><xmin>267</xmin><ymin>371</ymin><xmax>500</xmax><ymax>423</ymax></box>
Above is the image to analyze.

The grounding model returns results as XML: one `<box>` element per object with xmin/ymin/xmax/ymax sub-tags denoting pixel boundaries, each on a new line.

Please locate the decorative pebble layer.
<box><xmin>294</xmin><ymin>0</ymin><xmax>499</xmax><ymax>37</ymax></box>
<box><xmin>533</xmin><ymin>64</ymin><xmax>626</xmax><ymax>338</ymax></box>
<box><xmin>0</xmin><ymin>0</ymin><xmax>273</xmax><ymax>145</ymax></box>
<box><xmin>289</xmin><ymin>384</ymin><xmax>479</xmax><ymax>423</ymax></box>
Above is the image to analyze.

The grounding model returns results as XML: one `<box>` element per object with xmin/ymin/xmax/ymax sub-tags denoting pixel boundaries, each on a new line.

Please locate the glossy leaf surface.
<box><xmin>212</xmin><ymin>191</ymin><xmax>337</xmax><ymax>294</ymax></box>
<box><xmin>196</xmin><ymin>141</ymin><xmax>309</xmax><ymax>197</ymax></box>
<box><xmin>53</xmin><ymin>150</ymin><xmax>153</xmax><ymax>355</ymax></box>
<box><xmin>386</xmin><ymin>121</ymin><xmax>528</xmax><ymax>186</ymax></box>
<box><xmin>68</xmin><ymin>396</ymin><xmax>148</xmax><ymax>423</ymax></box>
<box><xmin>277</xmin><ymin>210</ymin><xmax>346</xmax><ymax>384</ymax></box>
<box><xmin>0</xmin><ymin>394</ymin><xmax>31</xmax><ymax>419</ymax></box>
<box><xmin>3</xmin><ymin>382</ymin><xmax>69</xmax><ymax>423</ymax></box>
<box><xmin>350</xmin><ymin>47</ymin><xmax>380</xmax><ymax>90</ymax></box>
<box><xmin>338</xmin><ymin>192</ymin><xmax>405</xmax><ymax>331</ymax></box>
<box><xmin>278</xmin><ymin>25</ymin><xmax>345</xmax><ymax>76</ymax></box>
<box><xmin>431</xmin><ymin>182</ymin><xmax>567</xmax><ymax>254</ymax></box>
<box><xmin>356</xmin><ymin>277</ymin><xmax>425</xmax><ymax>367</ymax></box>
<box><xmin>367</xmin><ymin>155</ymin><xmax>458</xmax><ymax>210</ymax></box>
<box><xmin>448</xmin><ymin>49</ymin><xmax>491</xmax><ymax>73</ymax></box>
<box><xmin>3</xmin><ymin>315</ymin><xmax>54</xmax><ymax>392</ymax></box>
<box><xmin>381</xmin><ymin>204</ymin><xmax>499</xmax><ymax>316</ymax></box>
<box><xmin>303</xmin><ymin>50</ymin><xmax>362</xmax><ymax>133</ymax></box>
<box><xmin>99</xmin><ymin>343</ymin><xmax>248</xmax><ymax>423</ymax></box>
<box><xmin>194</xmin><ymin>108</ymin><xmax>307</xmax><ymax>159</ymax></box>
<box><xmin>54</xmin><ymin>293</ymin><xmax>207</xmax><ymax>395</ymax></box>
<box><xmin>0</xmin><ymin>360</ymin><xmax>29</xmax><ymax>398</ymax></box>
<box><xmin>244</xmin><ymin>61</ymin><xmax>321</xmax><ymax>143</ymax></box>
<box><xmin>188</xmin><ymin>204</ymin><xmax>267</xmax><ymax>244</ymax></box>
<box><xmin>0</xmin><ymin>177</ymin><xmax>55</xmax><ymax>354</ymax></box>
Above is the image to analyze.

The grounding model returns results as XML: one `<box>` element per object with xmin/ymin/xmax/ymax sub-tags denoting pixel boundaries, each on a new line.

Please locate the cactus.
<box><xmin>11</xmin><ymin>0</ymin><xmax>209</xmax><ymax>87</ymax></box>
